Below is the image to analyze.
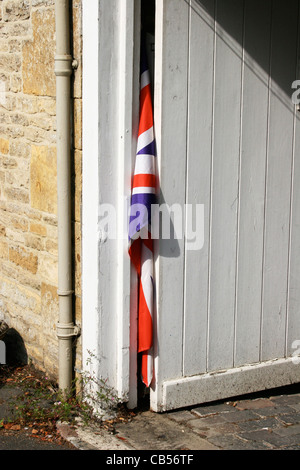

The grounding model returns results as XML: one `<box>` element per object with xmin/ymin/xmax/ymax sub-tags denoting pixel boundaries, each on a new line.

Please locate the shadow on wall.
<box><xmin>1</xmin><ymin>329</ymin><xmax>28</xmax><ymax>367</ymax></box>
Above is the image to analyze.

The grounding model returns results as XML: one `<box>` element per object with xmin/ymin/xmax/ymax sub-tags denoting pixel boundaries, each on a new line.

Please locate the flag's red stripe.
<box><xmin>138</xmin><ymin>84</ymin><xmax>153</xmax><ymax>136</ymax></box>
<box><xmin>133</xmin><ymin>174</ymin><xmax>156</xmax><ymax>188</ymax></box>
<box><xmin>141</xmin><ymin>353</ymin><xmax>151</xmax><ymax>388</ymax></box>
<box><xmin>138</xmin><ymin>278</ymin><xmax>153</xmax><ymax>353</ymax></box>
<box><xmin>128</xmin><ymin>239</ymin><xmax>141</xmax><ymax>276</ymax></box>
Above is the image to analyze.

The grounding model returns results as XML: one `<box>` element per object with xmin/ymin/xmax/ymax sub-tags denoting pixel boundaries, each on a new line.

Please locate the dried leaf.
<box><xmin>10</xmin><ymin>424</ymin><xmax>21</xmax><ymax>431</ymax></box>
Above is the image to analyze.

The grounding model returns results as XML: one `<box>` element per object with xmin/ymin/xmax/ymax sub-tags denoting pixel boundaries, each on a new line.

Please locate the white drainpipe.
<box><xmin>55</xmin><ymin>0</ymin><xmax>79</xmax><ymax>393</ymax></box>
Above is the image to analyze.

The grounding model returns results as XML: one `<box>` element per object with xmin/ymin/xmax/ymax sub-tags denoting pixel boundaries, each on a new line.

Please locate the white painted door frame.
<box><xmin>82</xmin><ymin>0</ymin><xmax>141</xmax><ymax>409</ymax></box>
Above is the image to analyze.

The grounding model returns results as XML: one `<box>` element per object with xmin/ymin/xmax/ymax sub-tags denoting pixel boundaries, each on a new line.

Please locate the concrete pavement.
<box><xmin>1</xmin><ymin>362</ymin><xmax>300</xmax><ymax>451</ymax></box>
<box><xmin>58</xmin><ymin>385</ymin><xmax>300</xmax><ymax>451</ymax></box>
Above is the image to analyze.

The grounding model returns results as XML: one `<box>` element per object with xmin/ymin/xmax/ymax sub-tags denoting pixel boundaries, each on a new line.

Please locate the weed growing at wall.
<box><xmin>78</xmin><ymin>350</ymin><xmax>124</xmax><ymax>421</ymax></box>
<box><xmin>0</xmin><ymin>362</ymin><xmax>130</xmax><ymax>442</ymax></box>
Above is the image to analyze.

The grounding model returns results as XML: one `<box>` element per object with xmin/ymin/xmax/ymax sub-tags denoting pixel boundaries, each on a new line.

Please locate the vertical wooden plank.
<box><xmin>128</xmin><ymin>0</ymin><xmax>141</xmax><ymax>411</ymax></box>
<box><xmin>82</xmin><ymin>0</ymin><xmax>100</xmax><ymax>382</ymax></box>
<box><xmin>183</xmin><ymin>0</ymin><xmax>215</xmax><ymax>376</ymax></box>
<box><xmin>261</xmin><ymin>0</ymin><xmax>298</xmax><ymax>361</ymax></box>
<box><xmin>207</xmin><ymin>0</ymin><xmax>244</xmax><ymax>372</ymax></box>
<box><xmin>116</xmin><ymin>0</ymin><xmax>141</xmax><ymax>404</ymax></box>
<box><xmin>287</xmin><ymin>113</ymin><xmax>300</xmax><ymax>358</ymax></box>
<box><xmin>97</xmin><ymin>0</ymin><xmax>120</xmax><ymax>388</ymax></box>
<box><xmin>286</xmin><ymin>5</ymin><xmax>300</xmax><ymax>359</ymax></box>
<box><xmin>234</xmin><ymin>0</ymin><xmax>272</xmax><ymax>367</ymax></box>
<box><xmin>151</xmin><ymin>0</ymin><xmax>189</xmax><ymax>411</ymax></box>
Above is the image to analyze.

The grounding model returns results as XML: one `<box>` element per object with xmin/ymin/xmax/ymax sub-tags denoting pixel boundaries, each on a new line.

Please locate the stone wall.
<box><xmin>0</xmin><ymin>0</ymin><xmax>82</xmax><ymax>379</ymax></box>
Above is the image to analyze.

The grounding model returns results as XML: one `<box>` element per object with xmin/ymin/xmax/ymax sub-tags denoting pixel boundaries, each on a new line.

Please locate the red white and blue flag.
<box><xmin>128</xmin><ymin>36</ymin><xmax>156</xmax><ymax>387</ymax></box>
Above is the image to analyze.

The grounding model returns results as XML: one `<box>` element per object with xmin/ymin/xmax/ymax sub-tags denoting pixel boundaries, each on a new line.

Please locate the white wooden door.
<box><xmin>151</xmin><ymin>0</ymin><xmax>300</xmax><ymax>411</ymax></box>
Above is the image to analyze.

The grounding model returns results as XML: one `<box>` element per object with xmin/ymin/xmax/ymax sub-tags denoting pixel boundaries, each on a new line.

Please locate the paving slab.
<box><xmin>237</xmin><ymin>429</ymin><xmax>300</xmax><ymax>449</ymax></box>
<box><xmin>2</xmin><ymin>364</ymin><xmax>300</xmax><ymax>451</ymax></box>
<box><xmin>234</xmin><ymin>398</ymin><xmax>275</xmax><ymax>411</ymax></box>
<box><xmin>60</xmin><ymin>388</ymin><xmax>300</xmax><ymax>451</ymax></box>
<box><xmin>113</xmin><ymin>411</ymin><xmax>219</xmax><ymax>450</ymax></box>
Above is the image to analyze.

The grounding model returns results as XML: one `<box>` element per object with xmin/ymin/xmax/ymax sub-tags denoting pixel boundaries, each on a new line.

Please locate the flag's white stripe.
<box><xmin>132</xmin><ymin>187</ymin><xmax>156</xmax><ymax>195</ymax></box>
<box><xmin>140</xmin><ymin>244</ymin><xmax>153</xmax><ymax>318</ymax></box>
<box><xmin>142</xmin><ymin>350</ymin><xmax>153</xmax><ymax>387</ymax></box>
<box><xmin>144</xmin><ymin>349</ymin><xmax>153</xmax><ymax>387</ymax></box>
<box><xmin>140</xmin><ymin>70</ymin><xmax>150</xmax><ymax>90</ymax></box>
<box><xmin>134</xmin><ymin>154</ymin><xmax>155</xmax><ymax>175</ymax></box>
<box><xmin>147</xmin><ymin>350</ymin><xmax>153</xmax><ymax>384</ymax></box>
<box><xmin>137</xmin><ymin>127</ymin><xmax>154</xmax><ymax>153</ymax></box>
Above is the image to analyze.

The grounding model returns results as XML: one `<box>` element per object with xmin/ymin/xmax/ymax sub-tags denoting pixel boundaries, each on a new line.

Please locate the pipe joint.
<box><xmin>57</xmin><ymin>289</ymin><xmax>74</xmax><ymax>297</ymax></box>
<box><xmin>55</xmin><ymin>54</ymin><xmax>73</xmax><ymax>77</ymax></box>
<box><xmin>57</xmin><ymin>322</ymin><xmax>81</xmax><ymax>340</ymax></box>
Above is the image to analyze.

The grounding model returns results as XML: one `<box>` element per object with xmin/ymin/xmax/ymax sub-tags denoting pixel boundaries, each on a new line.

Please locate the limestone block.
<box><xmin>0</xmin><ymin>20</ymin><xmax>31</xmax><ymax>38</ymax></box>
<box><xmin>10</xmin><ymin>74</ymin><xmax>22</xmax><ymax>93</ymax></box>
<box><xmin>38</xmin><ymin>253</ymin><xmax>58</xmax><ymax>284</ymax></box>
<box><xmin>30</xmin><ymin>222</ymin><xmax>47</xmax><ymax>237</ymax></box>
<box><xmin>5</xmin><ymin>186</ymin><xmax>29</xmax><ymax>204</ymax></box>
<box><xmin>16</xmin><ymin>95</ymin><xmax>39</xmax><ymax>114</ymax></box>
<box><xmin>0</xmin><ymin>276</ymin><xmax>41</xmax><ymax>314</ymax></box>
<box><xmin>10</xmin><ymin>112</ymin><xmax>29</xmax><ymax>126</ymax></box>
<box><xmin>8</xmin><ymin>38</ymin><xmax>22</xmax><ymax>53</ymax></box>
<box><xmin>74</xmin><ymin>294</ymin><xmax>81</xmax><ymax>324</ymax></box>
<box><xmin>26</xmin><ymin>344</ymin><xmax>44</xmax><ymax>364</ymax></box>
<box><xmin>0</xmin><ymin>73</ymin><xmax>9</xmax><ymax>98</ymax></box>
<box><xmin>0</xmin><ymin>155</ymin><xmax>17</xmax><ymax>168</ymax></box>
<box><xmin>0</xmin><ymin>124</ymin><xmax>24</xmax><ymax>139</ymax></box>
<box><xmin>30</xmin><ymin>145</ymin><xmax>57</xmax><ymax>214</ymax></box>
<box><xmin>0</xmin><ymin>138</ymin><xmax>9</xmax><ymax>155</ymax></box>
<box><xmin>24</xmin><ymin>233</ymin><xmax>44</xmax><ymax>251</ymax></box>
<box><xmin>0</xmin><ymin>223</ymin><xmax>6</xmax><ymax>236</ymax></box>
<box><xmin>0</xmin><ymin>52</ymin><xmax>21</xmax><ymax>73</ymax></box>
<box><xmin>9</xmin><ymin>245</ymin><xmax>38</xmax><ymax>274</ymax></box>
<box><xmin>74</xmin><ymin>221</ymin><xmax>81</xmax><ymax>296</ymax></box>
<box><xmin>30</xmin><ymin>114</ymin><xmax>54</xmax><ymax>132</ymax></box>
<box><xmin>5</xmin><ymin>227</ymin><xmax>26</xmax><ymax>244</ymax></box>
<box><xmin>37</xmin><ymin>97</ymin><xmax>56</xmax><ymax>116</ymax></box>
<box><xmin>0</xmin><ymin>259</ymin><xmax>41</xmax><ymax>291</ymax></box>
<box><xmin>73</xmin><ymin>98</ymin><xmax>82</xmax><ymax>150</ymax></box>
<box><xmin>43</xmin><ymin>340</ymin><xmax>58</xmax><ymax>377</ymax></box>
<box><xmin>41</xmin><ymin>282</ymin><xmax>58</xmax><ymax>339</ymax></box>
<box><xmin>22</xmin><ymin>8</ymin><xmax>56</xmax><ymax>97</ymax></box>
<box><xmin>10</xmin><ymin>216</ymin><xmax>28</xmax><ymax>232</ymax></box>
<box><xmin>32</xmin><ymin>0</ymin><xmax>54</xmax><ymax>6</ymax></box>
<box><xmin>6</xmin><ymin>169</ymin><xmax>30</xmax><ymax>188</ymax></box>
<box><xmin>3</xmin><ymin>0</ymin><xmax>30</xmax><ymax>22</ymax></box>
<box><xmin>0</xmin><ymin>240</ymin><xmax>8</xmax><ymax>259</ymax></box>
<box><xmin>9</xmin><ymin>140</ymin><xmax>30</xmax><ymax>158</ymax></box>
<box><xmin>73</xmin><ymin>149</ymin><xmax>82</xmax><ymax>223</ymax></box>
<box><xmin>45</xmin><ymin>238</ymin><xmax>58</xmax><ymax>256</ymax></box>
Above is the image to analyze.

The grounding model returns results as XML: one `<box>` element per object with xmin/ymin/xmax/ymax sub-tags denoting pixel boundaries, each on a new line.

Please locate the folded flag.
<box><xmin>128</xmin><ymin>35</ymin><xmax>156</xmax><ymax>387</ymax></box>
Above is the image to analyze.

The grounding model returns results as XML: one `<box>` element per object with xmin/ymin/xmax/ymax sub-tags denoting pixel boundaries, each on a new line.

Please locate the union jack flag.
<box><xmin>128</xmin><ymin>35</ymin><xmax>156</xmax><ymax>387</ymax></box>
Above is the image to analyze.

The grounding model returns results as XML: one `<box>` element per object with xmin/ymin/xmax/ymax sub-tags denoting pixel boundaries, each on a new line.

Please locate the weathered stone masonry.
<box><xmin>0</xmin><ymin>0</ymin><xmax>82</xmax><ymax>379</ymax></box>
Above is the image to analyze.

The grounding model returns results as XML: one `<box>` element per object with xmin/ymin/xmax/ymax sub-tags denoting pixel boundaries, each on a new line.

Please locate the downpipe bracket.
<box><xmin>55</xmin><ymin>54</ymin><xmax>73</xmax><ymax>77</ymax></box>
<box><xmin>57</xmin><ymin>322</ymin><xmax>81</xmax><ymax>340</ymax></box>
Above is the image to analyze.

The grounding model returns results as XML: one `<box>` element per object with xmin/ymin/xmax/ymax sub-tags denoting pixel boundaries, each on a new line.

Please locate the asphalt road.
<box><xmin>0</xmin><ymin>428</ymin><xmax>77</xmax><ymax>450</ymax></box>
